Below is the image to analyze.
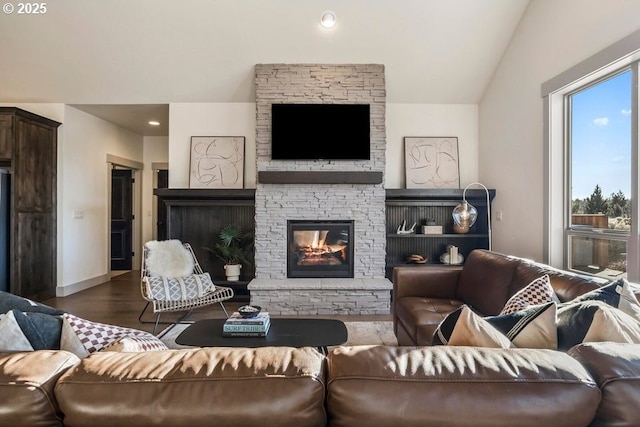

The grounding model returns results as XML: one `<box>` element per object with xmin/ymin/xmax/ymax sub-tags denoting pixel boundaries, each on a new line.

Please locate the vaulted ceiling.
<box><xmin>0</xmin><ymin>0</ymin><xmax>530</xmax><ymax>134</ymax></box>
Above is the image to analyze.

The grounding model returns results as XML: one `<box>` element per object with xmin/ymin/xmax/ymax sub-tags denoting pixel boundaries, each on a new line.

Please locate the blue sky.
<box><xmin>571</xmin><ymin>70</ymin><xmax>632</xmax><ymax>200</ymax></box>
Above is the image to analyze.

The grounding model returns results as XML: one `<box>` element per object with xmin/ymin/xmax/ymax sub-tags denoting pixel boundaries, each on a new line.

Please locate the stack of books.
<box><xmin>223</xmin><ymin>312</ymin><xmax>271</xmax><ymax>337</ymax></box>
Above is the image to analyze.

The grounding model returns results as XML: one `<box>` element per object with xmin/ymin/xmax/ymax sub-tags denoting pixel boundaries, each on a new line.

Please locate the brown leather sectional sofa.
<box><xmin>1</xmin><ymin>249</ymin><xmax>639</xmax><ymax>426</ymax></box>
<box><xmin>393</xmin><ymin>248</ymin><xmax>616</xmax><ymax>346</ymax></box>
<box><xmin>1</xmin><ymin>341</ymin><xmax>639</xmax><ymax>427</ymax></box>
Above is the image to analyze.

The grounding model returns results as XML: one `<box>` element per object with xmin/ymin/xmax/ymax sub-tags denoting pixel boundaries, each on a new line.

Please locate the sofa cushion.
<box><xmin>485</xmin><ymin>302</ymin><xmax>557</xmax><ymax>349</ymax></box>
<box><xmin>0</xmin><ymin>350</ymin><xmax>80</xmax><ymax>427</ymax></box>
<box><xmin>510</xmin><ymin>259</ymin><xmax>603</xmax><ymax>303</ymax></box>
<box><xmin>327</xmin><ymin>345</ymin><xmax>600</xmax><ymax>427</ymax></box>
<box><xmin>456</xmin><ymin>250</ymin><xmax>520</xmax><ymax>315</ymax></box>
<box><xmin>55</xmin><ymin>347</ymin><xmax>326</xmax><ymax>427</ymax></box>
<box><xmin>500</xmin><ymin>274</ymin><xmax>558</xmax><ymax>315</ymax></box>
<box><xmin>394</xmin><ymin>296</ymin><xmax>464</xmax><ymax>345</ymax></box>
<box><xmin>570</xmin><ymin>278</ymin><xmax>640</xmax><ymax>321</ymax></box>
<box><xmin>432</xmin><ymin>305</ymin><xmax>512</xmax><ymax>348</ymax></box>
<box><xmin>557</xmin><ymin>300</ymin><xmax>640</xmax><ymax>351</ymax></box>
<box><xmin>0</xmin><ymin>310</ymin><xmax>34</xmax><ymax>351</ymax></box>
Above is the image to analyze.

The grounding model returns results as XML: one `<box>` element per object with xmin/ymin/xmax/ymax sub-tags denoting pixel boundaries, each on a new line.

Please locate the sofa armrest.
<box><xmin>0</xmin><ymin>350</ymin><xmax>80</xmax><ymax>427</ymax></box>
<box><xmin>568</xmin><ymin>342</ymin><xmax>640</xmax><ymax>427</ymax></box>
<box><xmin>393</xmin><ymin>265</ymin><xmax>462</xmax><ymax>301</ymax></box>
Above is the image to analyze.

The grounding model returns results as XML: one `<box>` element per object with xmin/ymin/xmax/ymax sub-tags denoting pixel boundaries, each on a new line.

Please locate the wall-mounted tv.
<box><xmin>271</xmin><ymin>103</ymin><xmax>370</xmax><ymax>160</ymax></box>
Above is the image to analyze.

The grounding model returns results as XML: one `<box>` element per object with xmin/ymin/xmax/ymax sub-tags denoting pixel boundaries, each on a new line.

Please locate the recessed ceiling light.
<box><xmin>320</xmin><ymin>11</ymin><xmax>336</xmax><ymax>29</ymax></box>
<box><xmin>148</xmin><ymin>120</ymin><xmax>160</xmax><ymax>126</ymax></box>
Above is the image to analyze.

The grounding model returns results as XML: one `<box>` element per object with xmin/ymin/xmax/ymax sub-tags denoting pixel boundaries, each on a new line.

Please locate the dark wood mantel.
<box><xmin>154</xmin><ymin>188</ymin><xmax>256</xmax><ymax>200</ymax></box>
<box><xmin>258</xmin><ymin>171</ymin><xmax>383</xmax><ymax>185</ymax></box>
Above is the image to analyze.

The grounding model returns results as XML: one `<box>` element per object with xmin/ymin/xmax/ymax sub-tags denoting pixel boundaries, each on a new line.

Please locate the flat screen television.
<box><xmin>271</xmin><ymin>103</ymin><xmax>370</xmax><ymax>160</ymax></box>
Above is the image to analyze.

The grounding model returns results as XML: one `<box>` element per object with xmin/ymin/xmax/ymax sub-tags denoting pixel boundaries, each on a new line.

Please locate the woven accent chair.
<box><xmin>139</xmin><ymin>241</ymin><xmax>234</xmax><ymax>336</ymax></box>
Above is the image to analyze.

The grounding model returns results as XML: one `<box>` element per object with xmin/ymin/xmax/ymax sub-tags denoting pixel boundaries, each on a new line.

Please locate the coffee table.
<box><xmin>175</xmin><ymin>318</ymin><xmax>348</xmax><ymax>354</ymax></box>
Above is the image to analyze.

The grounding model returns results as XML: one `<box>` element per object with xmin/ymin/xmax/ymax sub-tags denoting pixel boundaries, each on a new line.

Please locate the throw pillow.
<box><xmin>0</xmin><ymin>310</ymin><xmax>34</xmax><ymax>351</ymax></box>
<box><xmin>569</xmin><ymin>278</ymin><xmax>640</xmax><ymax>322</ymax></box>
<box><xmin>0</xmin><ymin>290</ymin><xmax>64</xmax><ymax>316</ymax></box>
<box><xmin>432</xmin><ymin>305</ymin><xmax>513</xmax><ymax>348</ymax></box>
<box><xmin>145</xmin><ymin>273</ymin><xmax>215</xmax><ymax>301</ymax></box>
<box><xmin>60</xmin><ymin>313</ymin><xmax>160</xmax><ymax>358</ymax></box>
<box><xmin>11</xmin><ymin>310</ymin><xmax>62</xmax><ymax>350</ymax></box>
<box><xmin>500</xmin><ymin>274</ymin><xmax>558</xmax><ymax>315</ymax></box>
<box><xmin>144</xmin><ymin>240</ymin><xmax>195</xmax><ymax>277</ymax></box>
<box><xmin>557</xmin><ymin>300</ymin><xmax>640</xmax><ymax>351</ymax></box>
<box><xmin>102</xmin><ymin>335</ymin><xmax>169</xmax><ymax>352</ymax></box>
<box><xmin>485</xmin><ymin>302</ymin><xmax>557</xmax><ymax>349</ymax></box>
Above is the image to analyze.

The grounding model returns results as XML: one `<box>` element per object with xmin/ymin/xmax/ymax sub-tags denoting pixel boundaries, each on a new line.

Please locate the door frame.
<box><xmin>151</xmin><ymin>162</ymin><xmax>168</xmax><ymax>241</ymax></box>
<box><xmin>106</xmin><ymin>154</ymin><xmax>143</xmax><ymax>274</ymax></box>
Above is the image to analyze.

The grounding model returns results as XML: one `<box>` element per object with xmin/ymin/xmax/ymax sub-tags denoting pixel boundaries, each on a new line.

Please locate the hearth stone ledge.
<box><xmin>247</xmin><ymin>278</ymin><xmax>392</xmax><ymax>315</ymax></box>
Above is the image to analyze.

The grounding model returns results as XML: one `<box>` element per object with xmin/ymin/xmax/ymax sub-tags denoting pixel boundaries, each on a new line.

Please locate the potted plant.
<box><xmin>204</xmin><ymin>225</ymin><xmax>253</xmax><ymax>281</ymax></box>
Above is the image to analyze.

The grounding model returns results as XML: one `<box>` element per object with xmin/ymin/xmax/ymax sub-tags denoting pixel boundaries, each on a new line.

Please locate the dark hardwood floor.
<box><xmin>42</xmin><ymin>271</ymin><xmax>392</xmax><ymax>334</ymax></box>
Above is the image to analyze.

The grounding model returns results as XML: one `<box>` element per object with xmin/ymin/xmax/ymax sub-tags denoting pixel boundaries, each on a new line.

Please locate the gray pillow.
<box><xmin>0</xmin><ymin>291</ymin><xmax>64</xmax><ymax>315</ymax></box>
<box><xmin>11</xmin><ymin>309</ymin><xmax>62</xmax><ymax>350</ymax></box>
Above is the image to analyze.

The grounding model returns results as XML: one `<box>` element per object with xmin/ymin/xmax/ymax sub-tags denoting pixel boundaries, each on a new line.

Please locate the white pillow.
<box><xmin>145</xmin><ymin>240</ymin><xmax>194</xmax><ymax>277</ymax></box>
<box><xmin>60</xmin><ymin>313</ymin><xmax>160</xmax><ymax>358</ymax></box>
<box><xmin>501</xmin><ymin>274</ymin><xmax>558</xmax><ymax>315</ymax></box>
<box><xmin>0</xmin><ymin>311</ymin><xmax>34</xmax><ymax>351</ymax></box>
<box><xmin>101</xmin><ymin>335</ymin><xmax>168</xmax><ymax>352</ymax></box>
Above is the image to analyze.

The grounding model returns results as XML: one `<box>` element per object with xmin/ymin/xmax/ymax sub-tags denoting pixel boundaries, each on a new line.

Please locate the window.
<box><xmin>543</xmin><ymin>31</ymin><xmax>640</xmax><ymax>282</ymax></box>
<box><xmin>567</xmin><ymin>70</ymin><xmax>632</xmax><ymax>278</ymax></box>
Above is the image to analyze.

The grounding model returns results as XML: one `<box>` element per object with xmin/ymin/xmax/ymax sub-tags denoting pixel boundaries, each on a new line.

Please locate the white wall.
<box><xmin>168</xmin><ymin>102</ymin><xmax>479</xmax><ymax>190</ymax></box>
<box><xmin>142</xmin><ymin>136</ymin><xmax>168</xmax><ymax>244</ymax></box>
<box><xmin>58</xmin><ymin>106</ymin><xmax>144</xmax><ymax>295</ymax></box>
<box><xmin>385</xmin><ymin>104</ymin><xmax>478</xmax><ymax>188</ymax></box>
<box><xmin>479</xmin><ymin>0</ymin><xmax>640</xmax><ymax>262</ymax></box>
<box><xmin>169</xmin><ymin>103</ymin><xmax>257</xmax><ymax>188</ymax></box>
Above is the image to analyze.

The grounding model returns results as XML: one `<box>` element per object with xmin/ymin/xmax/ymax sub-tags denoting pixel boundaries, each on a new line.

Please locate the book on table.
<box><xmin>223</xmin><ymin>318</ymin><xmax>271</xmax><ymax>337</ymax></box>
<box><xmin>223</xmin><ymin>312</ymin><xmax>270</xmax><ymax>336</ymax></box>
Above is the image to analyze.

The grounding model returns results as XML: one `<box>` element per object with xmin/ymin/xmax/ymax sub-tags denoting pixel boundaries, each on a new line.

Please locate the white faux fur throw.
<box><xmin>145</xmin><ymin>240</ymin><xmax>195</xmax><ymax>278</ymax></box>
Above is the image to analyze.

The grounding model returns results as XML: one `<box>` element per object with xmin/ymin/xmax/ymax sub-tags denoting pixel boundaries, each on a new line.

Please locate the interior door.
<box><xmin>156</xmin><ymin>169</ymin><xmax>168</xmax><ymax>241</ymax></box>
<box><xmin>111</xmin><ymin>169</ymin><xmax>133</xmax><ymax>270</ymax></box>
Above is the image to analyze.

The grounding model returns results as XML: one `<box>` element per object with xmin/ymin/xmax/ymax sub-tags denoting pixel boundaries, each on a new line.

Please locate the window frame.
<box><xmin>543</xmin><ymin>30</ymin><xmax>640</xmax><ymax>282</ymax></box>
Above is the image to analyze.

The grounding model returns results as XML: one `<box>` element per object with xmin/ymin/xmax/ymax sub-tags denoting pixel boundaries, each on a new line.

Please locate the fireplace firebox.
<box><xmin>287</xmin><ymin>220</ymin><xmax>354</xmax><ymax>278</ymax></box>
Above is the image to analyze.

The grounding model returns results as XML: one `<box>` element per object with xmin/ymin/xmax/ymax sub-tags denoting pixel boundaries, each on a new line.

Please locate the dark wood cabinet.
<box><xmin>385</xmin><ymin>189</ymin><xmax>496</xmax><ymax>279</ymax></box>
<box><xmin>0</xmin><ymin>107</ymin><xmax>60</xmax><ymax>300</ymax></box>
<box><xmin>0</xmin><ymin>115</ymin><xmax>13</xmax><ymax>159</ymax></box>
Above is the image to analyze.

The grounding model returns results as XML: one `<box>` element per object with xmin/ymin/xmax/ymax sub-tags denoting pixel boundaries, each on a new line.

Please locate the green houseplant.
<box><xmin>204</xmin><ymin>225</ymin><xmax>253</xmax><ymax>281</ymax></box>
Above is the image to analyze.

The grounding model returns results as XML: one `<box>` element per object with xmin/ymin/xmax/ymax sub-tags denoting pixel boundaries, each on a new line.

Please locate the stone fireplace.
<box><xmin>248</xmin><ymin>64</ymin><xmax>392</xmax><ymax>315</ymax></box>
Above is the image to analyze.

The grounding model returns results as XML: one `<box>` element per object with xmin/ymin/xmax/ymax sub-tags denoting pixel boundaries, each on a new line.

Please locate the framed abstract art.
<box><xmin>404</xmin><ymin>137</ymin><xmax>460</xmax><ymax>189</ymax></box>
<box><xmin>189</xmin><ymin>136</ymin><xmax>245</xmax><ymax>189</ymax></box>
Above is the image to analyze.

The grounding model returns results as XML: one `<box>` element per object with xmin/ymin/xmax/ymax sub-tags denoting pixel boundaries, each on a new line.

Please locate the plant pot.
<box><xmin>224</xmin><ymin>264</ymin><xmax>242</xmax><ymax>281</ymax></box>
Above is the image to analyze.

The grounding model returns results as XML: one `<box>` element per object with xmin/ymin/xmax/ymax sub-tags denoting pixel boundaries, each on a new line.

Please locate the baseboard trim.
<box><xmin>56</xmin><ymin>273</ymin><xmax>111</xmax><ymax>297</ymax></box>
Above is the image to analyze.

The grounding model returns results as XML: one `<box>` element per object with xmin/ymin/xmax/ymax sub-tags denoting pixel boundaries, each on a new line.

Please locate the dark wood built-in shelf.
<box><xmin>385</xmin><ymin>188</ymin><xmax>496</xmax><ymax>279</ymax></box>
<box><xmin>258</xmin><ymin>171</ymin><xmax>383</xmax><ymax>184</ymax></box>
<box><xmin>154</xmin><ymin>189</ymin><xmax>256</xmax><ymax>300</ymax></box>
